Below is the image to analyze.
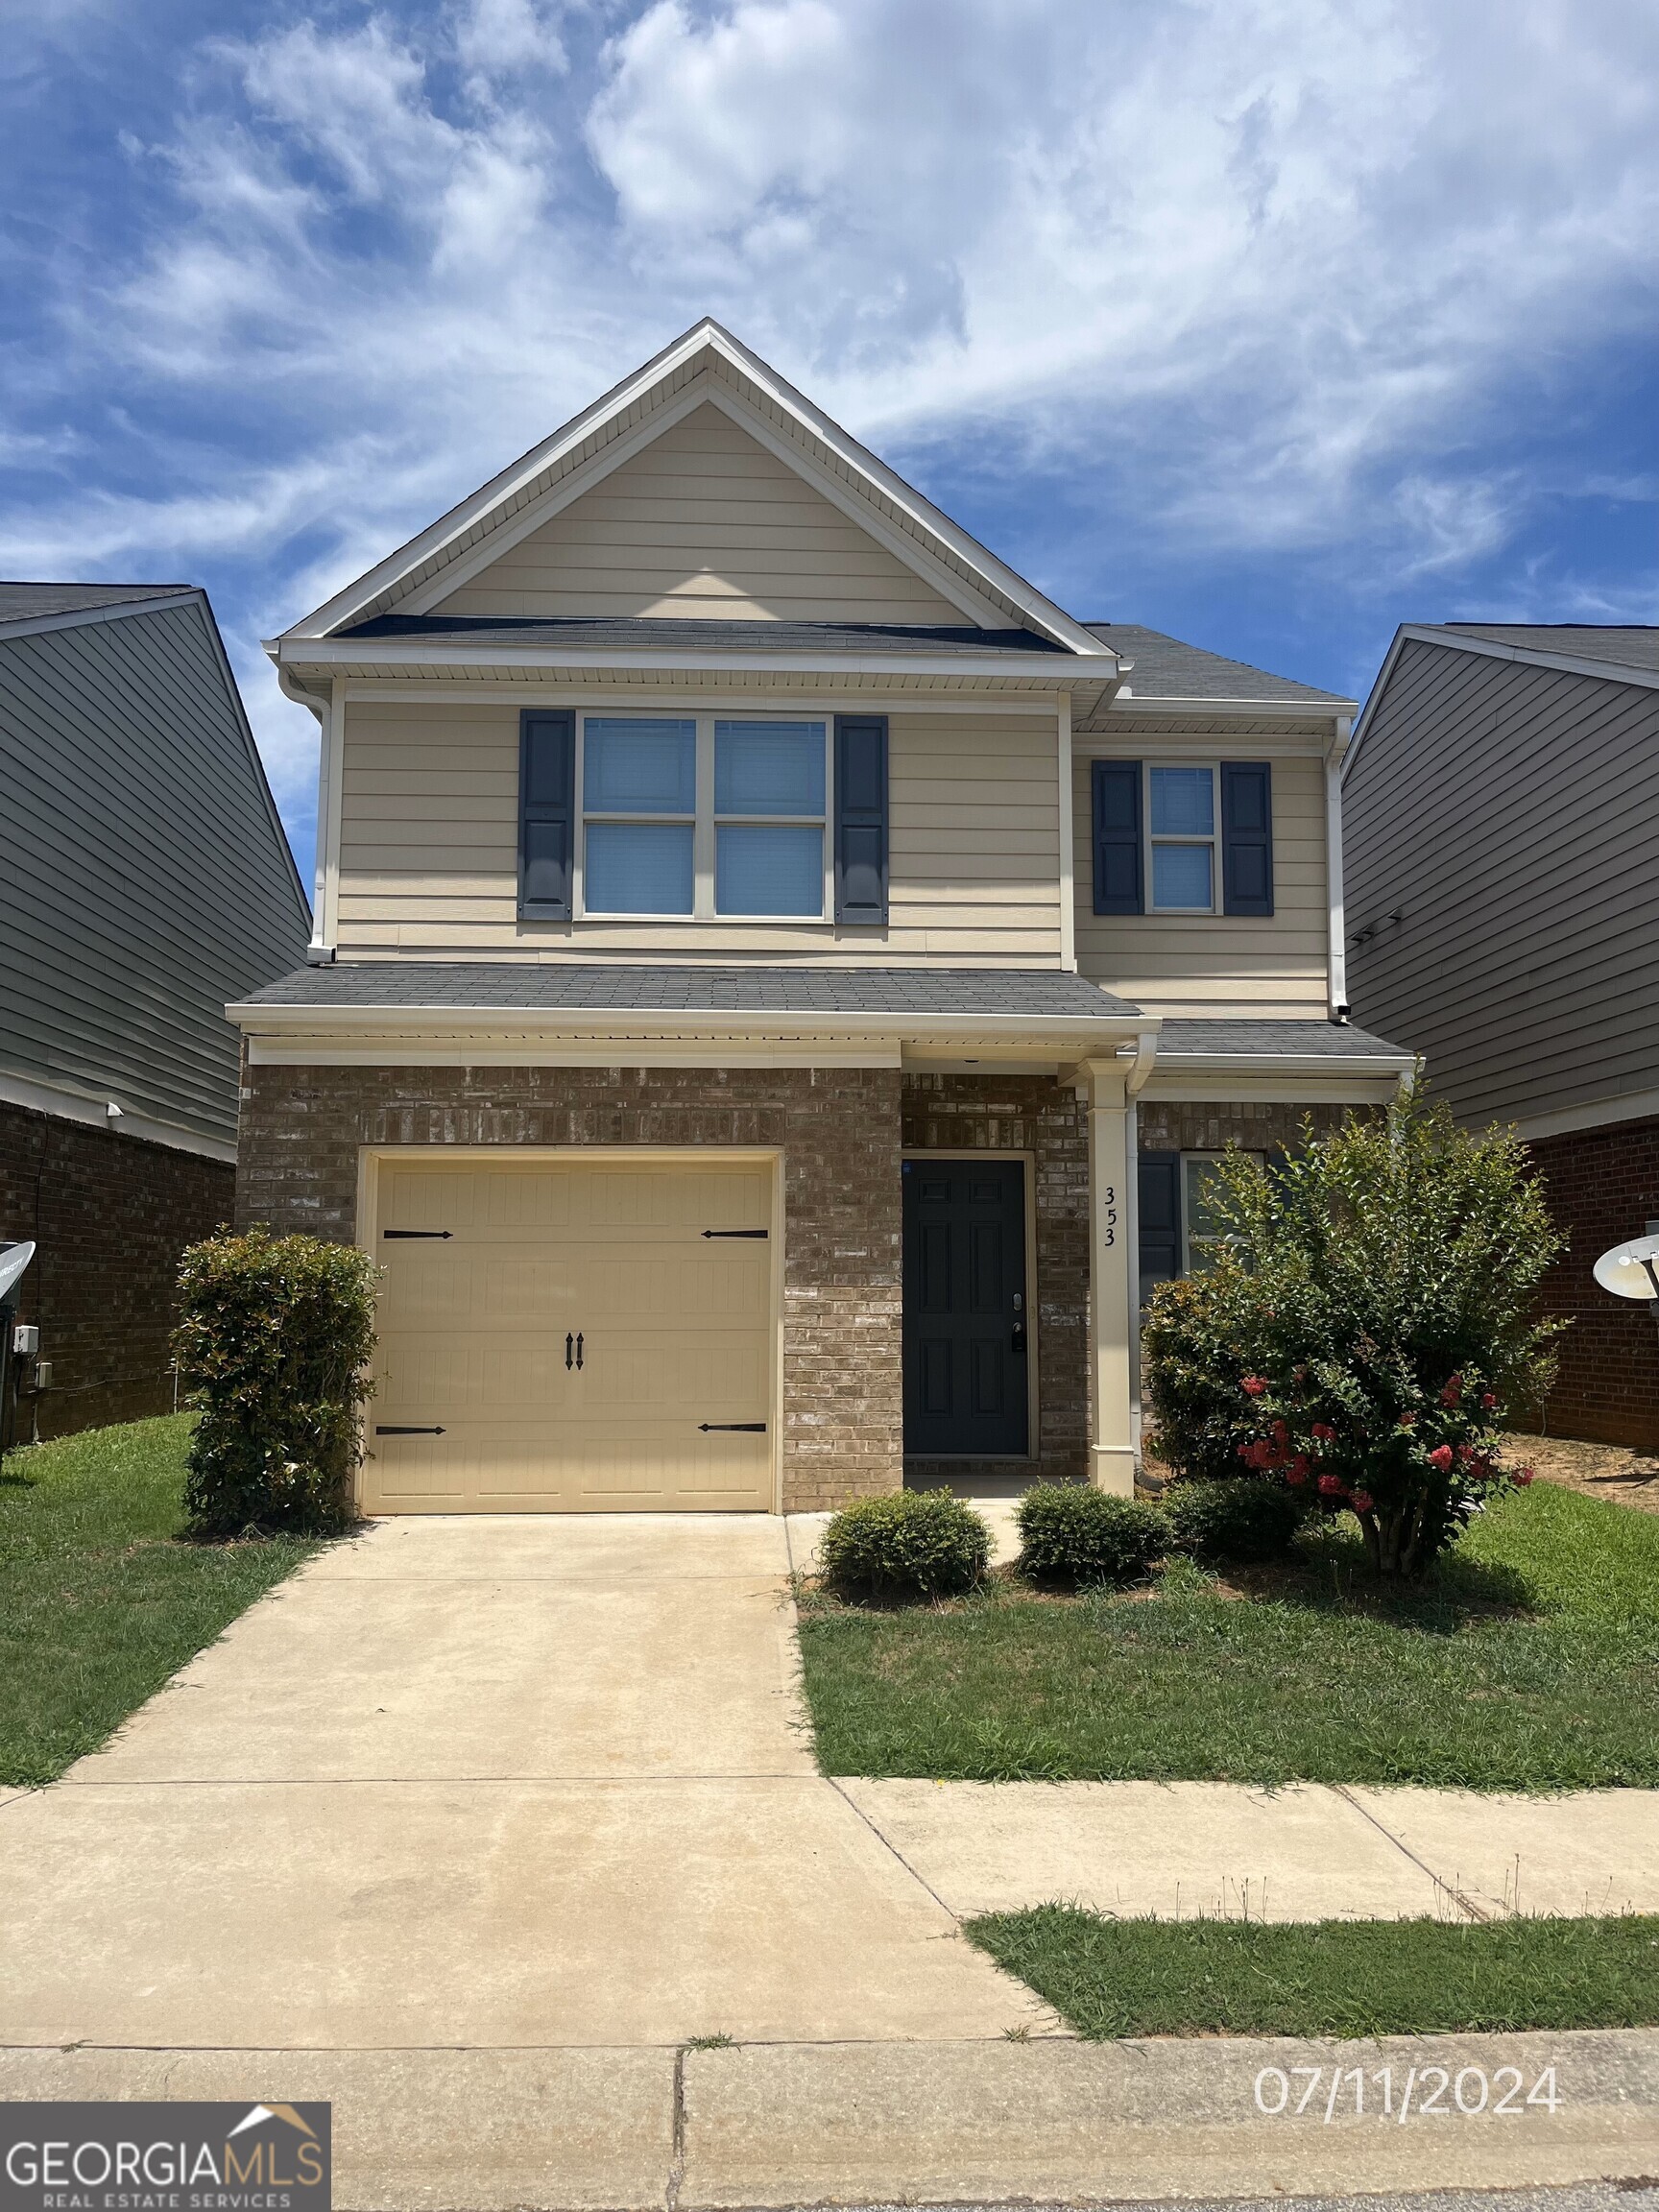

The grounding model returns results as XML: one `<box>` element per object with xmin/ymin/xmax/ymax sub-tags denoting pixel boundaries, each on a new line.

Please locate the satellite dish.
<box><xmin>1594</xmin><ymin>1233</ymin><xmax>1659</xmax><ymax>1303</ymax></box>
<box><xmin>0</xmin><ymin>1241</ymin><xmax>36</xmax><ymax>1302</ymax></box>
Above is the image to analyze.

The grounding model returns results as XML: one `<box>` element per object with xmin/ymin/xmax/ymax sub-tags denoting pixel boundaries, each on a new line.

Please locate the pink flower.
<box><xmin>1398</xmin><ymin>1412</ymin><xmax>1417</xmax><ymax>1429</ymax></box>
<box><xmin>1455</xmin><ymin>1443</ymin><xmax>1474</xmax><ymax>1463</ymax></box>
<box><xmin>1351</xmin><ymin>1489</ymin><xmax>1375</xmax><ymax>1514</ymax></box>
<box><xmin>1515</xmin><ymin>1466</ymin><xmax>1535</xmax><ymax>1487</ymax></box>
<box><xmin>1286</xmin><ymin>1466</ymin><xmax>1308</xmax><ymax>1487</ymax></box>
<box><xmin>1241</xmin><ymin>1376</ymin><xmax>1268</xmax><ymax>1397</ymax></box>
<box><xmin>1429</xmin><ymin>1444</ymin><xmax>1455</xmax><ymax>1472</ymax></box>
<box><xmin>1440</xmin><ymin>1373</ymin><xmax>1464</xmax><ymax>1407</ymax></box>
<box><xmin>1317</xmin><ymin>1473</ymin><xmax>1347</xmax><ymax>1498</ymax></box>
<box><xmin>1311</xmin><ymin>1423</ymin><xmax>1337</xmax><ymax>1443</ymax></box>
<box><xmin>1480</xmin><ymin>1392</ymin><xmax>1498</xmax><ymax>1410</ymax></box>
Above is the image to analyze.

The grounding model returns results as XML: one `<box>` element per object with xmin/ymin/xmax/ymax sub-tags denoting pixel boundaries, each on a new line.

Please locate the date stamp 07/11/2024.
<box><xmin>1253</xmin><ymin>2064</ymin><xmax>1563</xmax><ymax>2125</ymax></box>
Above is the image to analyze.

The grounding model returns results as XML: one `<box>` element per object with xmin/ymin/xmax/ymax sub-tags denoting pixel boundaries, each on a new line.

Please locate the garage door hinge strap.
<box><xmin>701</xmin><ymin>1229</ymin><xmax>767</xmax><ymax>1238</ymax></box>
<box><xmin>383</xmin><ymin>1230</ymin><xmax>452</xmax><ymax>1239</ymax></box>
<box><xmin>699</xmin><ymin>1422</ymin><xmax>767</xmax><ymax>1432</ymax></box>
<box><xmin>375</xmin><ymin>1425</ymin><xmax>446</xmax><ymax>1434</ymax></box>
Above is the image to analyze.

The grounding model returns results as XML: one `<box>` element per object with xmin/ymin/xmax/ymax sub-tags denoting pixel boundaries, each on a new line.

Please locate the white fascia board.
<box><xmin>1149</xmin><ymin>1050</ymin><xmax>1414</xmax><ymax>1079</ymax></box>
<box><xmin>1106</xmin><ymin>692</ymin><xmax>1356</xmax><ymax>718</ymax></box>
<box><xmin>1141</xmin><ymin>1071</ymin><xmax>1403</xmax><ymax>1106</ymax></box>
<box><xmin>1510</xmin><ymin>1085</ymin><xmax>1659</xmax><ymax>1142</ymax></box>
<box><xmin>277</xmin><ymin>637</ymin><xmax>1083</xmax><ymax>685</ymax></box>
<box><xmin>228</xmin><ymin>1003</ymin><xmax>1145</xmax><ymax>1049</ymax></box>
<box><xmin>279</xmin><ymin>317</ymin><xmax>1113</xmax><ymax>658</ymax></box>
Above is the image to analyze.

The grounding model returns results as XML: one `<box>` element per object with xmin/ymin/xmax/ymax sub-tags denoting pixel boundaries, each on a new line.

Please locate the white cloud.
<box><xmin>5</xmin><ymin>0</ymin><xmax>1658</xmax><ymax>865</ymax></box>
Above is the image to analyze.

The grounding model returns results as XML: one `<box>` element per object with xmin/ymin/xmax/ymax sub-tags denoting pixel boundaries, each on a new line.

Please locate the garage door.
<box><xmin>365</xmin><ymin>1159</ymin><xmax>774</xmax><ymax>1513</ymax></box>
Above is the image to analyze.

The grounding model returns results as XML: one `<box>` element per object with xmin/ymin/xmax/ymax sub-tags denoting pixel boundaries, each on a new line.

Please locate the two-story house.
<box><xmin>1344</xmin><ymin>622</ymin><xmax>1659</xmax><ymax>1450</ymax></box>
<box><xmin>232</xmin><ymin>322</ymin><xmax>1409</xmax><ymax>1516</ymax></box>
<box><xmin>1</xmin><ymin>581</ymin><xmax>311</xmax><ymax>1436</ymax></box>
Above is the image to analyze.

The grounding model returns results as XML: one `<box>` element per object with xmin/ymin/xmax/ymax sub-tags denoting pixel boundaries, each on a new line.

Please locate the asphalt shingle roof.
<box><xmin>1437</xmin><ymin>624</ymin><xmax>1659</xmax><ymax>678</ymax></box>
<box><xmin>334</xmin><ymin>614</ymin><xmax>1070</xmax><ymax>659</ymax></box>
<box><xmin>0</xmin><ymin>582</ymin><xmax>196</xmax><ymax>627</ymax></box>
<box><xmin>1156</xmin><ymin>1018</ymin><xmax>1410</xmax><ymax>1059</ymax></box>
<box><xmin>1083</xmin><ymin>624</ymin><xmax>1352</xmax><ymax>705</ymax></box>
<box><xmin>237</xmin><ymin>963</ymin><xmax>1142</xmax><ymax>1019</ymax></box>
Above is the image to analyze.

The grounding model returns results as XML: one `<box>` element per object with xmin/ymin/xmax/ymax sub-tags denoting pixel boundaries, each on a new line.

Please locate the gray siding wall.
<box><xmin>1344</xmin><ymin>637</ymin><xmax>1659</xmax><ymax>1127</ymax></box>
<box><xmin>0</xmin><ymin>598</ymin><xmax>310</xmax><ymax>1142</ymax></box>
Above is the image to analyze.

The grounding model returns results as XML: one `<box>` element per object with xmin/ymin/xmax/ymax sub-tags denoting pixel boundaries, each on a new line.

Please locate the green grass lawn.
<box><xmin>797</xmin><ymin>1482</ymin><xmax>1659</xmax><ymax>1790</ymax></box>
<box><xmin>967</xmin><ymin>1905</ymin><xmax>1659</xmax><ymax>2039</ymax></box>
<box><xmin>0</xmin><ymin>1415</ymin><xmax>318</xmax><ymax>1787</ymax></box>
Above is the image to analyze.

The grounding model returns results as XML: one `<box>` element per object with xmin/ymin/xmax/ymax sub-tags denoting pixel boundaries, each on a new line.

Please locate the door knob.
<box><xmin>1012</xmin><ymin>1322</ymin><xmax>1026</xmax><ymax>1354</ymax></box>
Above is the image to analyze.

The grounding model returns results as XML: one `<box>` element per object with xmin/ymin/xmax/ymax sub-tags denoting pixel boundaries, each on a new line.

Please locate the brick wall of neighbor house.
<box><xmin>902</xmin><ymin>1072</ymin><xmax>1090</xmax><ymax>1485</ymax></box>
<box><xmin>1136</xmin><ymin>1101</ymin><xmax>1356</xmax><ymax>1154</ymax></box>
<box><xmin>236</xmin><ymin>1062</ymin><xmax>904</xmax><ymax>1511</ymax></box>
<box><xmin>1527</xmin><ymin>1116</ymin><xmax>1659</xmax><ymax>1451</ymax></box>
<box><xmin>0</xmin><ymin>1099</ymin><xmax>232</xmax><ymax>1440</ymax></box>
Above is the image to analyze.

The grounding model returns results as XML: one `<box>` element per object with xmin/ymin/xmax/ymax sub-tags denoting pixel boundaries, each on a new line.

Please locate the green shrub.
<box><xmin>1016</xmin><ymin>1483</ymin><xmax>1171</xmax><ymax>1588</ymax></box>
<box><xmin>1142</xmin><ymin>1084</ymin><xmax>1564</xmax><ymax>1577</ymax></box>
<box><xmin>1165</xmin><ymin>1476</ymin><xmax>1305</xmax><ymax>1563</ymax></box>
<box><xmin>818</xmin><ymin>1490</ymin><xmax>990</xmax><ymax>1601</ymax></box>
<box><xmin>174</xmin><ymin>1227</ymin><xmax>379</xmax><ymax>1536</ymax></box>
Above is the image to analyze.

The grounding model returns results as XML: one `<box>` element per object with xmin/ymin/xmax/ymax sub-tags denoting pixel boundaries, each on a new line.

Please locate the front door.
<box><xmin>902</xmin><ymin>1158</ymin><xmax>1029</xmax><ymax>1456</ymax></box>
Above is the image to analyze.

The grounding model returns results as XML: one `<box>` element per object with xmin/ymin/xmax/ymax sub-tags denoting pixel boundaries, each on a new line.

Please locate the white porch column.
<box><xmin>1082</xmin><ymin>1057</ymin><xmax>1136</xmax><ymax>1495</ymax></box>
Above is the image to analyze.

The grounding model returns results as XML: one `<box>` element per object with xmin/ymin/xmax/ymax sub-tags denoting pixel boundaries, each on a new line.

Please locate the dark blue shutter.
<box><xmin>1221</xmin><ymin>761</ymin><xmax>1273</xmax><ymax>917</ymax></box>
<box><xmin>518</xmin><ymin>710</ymin><xmax>574</xmax><ymax>920</ymax></box>
<box><xmin>1138</xmin><ymin>1152</ymin><xmax>1181</xmax><ymax>1296</ymax></box>
<box><xmin>1092</xmin><ymin>760</ymin><xmax>1142</xmax><ymax>914</ymax></box>
<box><xmin>835</xmin><ymin>714</ymin><xmax>888</xmax><ymax>924</ymax></box>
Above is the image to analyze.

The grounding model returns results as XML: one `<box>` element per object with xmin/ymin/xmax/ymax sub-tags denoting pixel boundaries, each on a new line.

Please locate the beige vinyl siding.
<box><xmin>1071</xmin><ymin>743</ymin><xmax>1329</xmax><ymax>1016</ymax></box>
<box><xmin>336</xmin><ymin>700</ymin><xmax>1063</xmax><ymax>967</ymax></box>
<box><xmin>430</xmin><ymin>403</ymin><xmax>966</xmax><ymax>626</ymax></box>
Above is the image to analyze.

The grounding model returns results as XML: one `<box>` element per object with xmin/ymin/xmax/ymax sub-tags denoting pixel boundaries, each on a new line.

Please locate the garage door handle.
<box><xmin>699</xmin><ymin>1422</ymin><xmax>766</xmax><ymax>1432</ymax></box>
<box><xmin>383</xmin><ymin>1230</ymin><xmax>452</xmax><ymax>1239</ymax></box>
<box><xmin>702</xmin><ymin>1229</ymin><xmax>767</xmax><ymax>1238</ymax></box>
<box><xmin>376</xmin><ymin>1425</ymin><xmax>446</xmax><ymax>1435</ymax></box>
<box><xmin>565</xmin><ymin>1333</ymin><xmax>574</xmax><ymax>1370</ymax></box>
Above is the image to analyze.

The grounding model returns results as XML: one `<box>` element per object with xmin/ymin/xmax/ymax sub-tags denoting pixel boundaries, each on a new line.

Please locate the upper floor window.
<box><xmin>1092</xmin><ymin>758</ymin><xmax>1274</xmax><ymax>919</ymax></box>
<box><xmin>579</xmin><ymin>714</ymin><xmax>829</xmax><ymax>920</ymax></box>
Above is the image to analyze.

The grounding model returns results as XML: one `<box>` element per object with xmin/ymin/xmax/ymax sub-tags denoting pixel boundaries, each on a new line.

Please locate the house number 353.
<box><xmin>1101</xmin><ymin>1187</ymin><xmax>1117</xmax><ymax>1247</ymax></box>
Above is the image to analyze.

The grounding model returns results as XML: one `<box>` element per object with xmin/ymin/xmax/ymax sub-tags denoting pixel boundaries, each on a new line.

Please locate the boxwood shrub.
<box><xmin>818</xmin><ymin>1490</ymin><xmax>991</xmax><ymax>1602</ymax></box>
<box><xmin>1016</xmin><ymin>1483</ymin><xmax>1171</xmax><ymax>1588</ymax></box>
<box><xmin>174</xmin><ymin>1227</ymin><xmax>379</xmax><ymax>1537</ymax></box>
<box><xmin>1164</xmin><ymin>1476</ymin><xmax>1306</xmax><ymax>1564</ymax></box>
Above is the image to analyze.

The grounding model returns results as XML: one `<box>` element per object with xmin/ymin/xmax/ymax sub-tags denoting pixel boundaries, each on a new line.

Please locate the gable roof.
<box><xmin>1083</xmin><ymin>623</ymin><xmax>1354</xmax><ymax>708</ymax></box>
<box><xmin>0</xmin><ymin>581</ymin><xmax>197</xmax><ymax>642</ymax></box>
<box><xmin>1346</xmin><ymin>621</ymin><xmax>1659</xmax><ymax>781</ymax></box>
<box><xmin>278</xmin><ymin>320</ymin><xmax>1111</xmax><ymax>659</ymax></box>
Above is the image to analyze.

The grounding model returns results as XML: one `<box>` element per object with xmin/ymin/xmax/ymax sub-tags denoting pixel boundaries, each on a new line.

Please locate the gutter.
<box><xmin>269</xmin><ymin>638</ymin><xmax>1099</xmax><ymax>685</ymax></box>
<box><xmin>227</xmin><ymin>1000</ymin><xmax>1148</xmax><ymax>1046</ymax></box>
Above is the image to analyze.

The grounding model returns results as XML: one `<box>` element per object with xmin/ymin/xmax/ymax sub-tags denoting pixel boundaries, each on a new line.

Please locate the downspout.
<box><xmin>1117</xmin><ymin>1025</ymin><xmax>1159</xmax><ymax>1451</ymax></box>
<box><xmin>1325</xmin><ymin>717</ymin><xmax>1352</xmax><ymax>1021</ymax></box>
<box><xmin>276</xmin><ymin>662</ymin><xmax>338</xmax><ymax>963</ymax></box>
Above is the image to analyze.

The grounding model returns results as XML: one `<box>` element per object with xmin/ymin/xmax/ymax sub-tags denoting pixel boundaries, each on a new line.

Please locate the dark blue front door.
<box><xmin>902</xmin><ymin>1159</ymin><xmax>1029</xmax><ymax>1456</ymax></box>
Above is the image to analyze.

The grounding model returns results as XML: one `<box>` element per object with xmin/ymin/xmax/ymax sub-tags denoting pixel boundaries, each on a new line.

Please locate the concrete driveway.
<box><xmin>0</xmin><ymin>1514</ymin><xmax>1041</xmax><ymax>2051</ymax></box>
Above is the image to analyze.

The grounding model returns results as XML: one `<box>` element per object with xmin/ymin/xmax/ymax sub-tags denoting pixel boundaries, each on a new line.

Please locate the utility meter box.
<box><xmin>12</xmin><ymin>1324</ymin><xmax>39</xmax><ymax>1358</ymax></box>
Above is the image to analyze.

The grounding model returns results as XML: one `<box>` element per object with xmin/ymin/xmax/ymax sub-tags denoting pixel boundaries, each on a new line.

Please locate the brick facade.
<box><xmin>1528</xmin><ymin>1115</ymin><xmax>1659</xmax><ymax>1450</ymax></box>
<box><xmin>236</xmin><ymin>1061</ymin><xmax>904</xmax><ymax>1511</ymax></box>
<box><xmin>902</xmin><ymin>1071</ymin><xmax>1090</xmax><ymax>1484</ymax></box>
<box><xmin>1136</xmin><ymin>1100</ymin><xmax>1355</xmax><ymax>1154</ymax></box>
<box><xmin>0</xmin><ymin>1098</ymin><xmax>232</xmax><ymax>1439</ymax></box>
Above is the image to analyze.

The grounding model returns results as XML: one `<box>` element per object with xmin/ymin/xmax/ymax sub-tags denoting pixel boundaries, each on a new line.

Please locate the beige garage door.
<box><xmin>365</xmin><ymin>1159</ymin><xmax>774</xmax><ymax>1514</ymax></box>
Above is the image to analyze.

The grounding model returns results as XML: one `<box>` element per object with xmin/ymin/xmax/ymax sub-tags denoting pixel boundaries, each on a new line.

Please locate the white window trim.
<box><xmin>575</xmin><ymin>711</ymin><xmax>833</xmax><ymax>924</ymax></box>
<box><xmin>1146</xmin><ymin>761</ymin><xmax>1219</xmax><ymax>916</ymax></box>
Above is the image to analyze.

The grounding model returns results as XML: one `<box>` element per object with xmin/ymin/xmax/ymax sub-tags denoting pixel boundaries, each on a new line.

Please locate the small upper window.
<box><xmin>714</xmin><ymin>720</ymin><xmax>826</xmax><ymax>917</ymax></box>
<box><xmin>582</xmin><ymin>717</ymin><xmax>697</xmax><ymax>916</ymax></box>
<box><xmin>1149</xmin><ymin>765</ymin><xmax>1216</xmax><ymax>913</ymax></box>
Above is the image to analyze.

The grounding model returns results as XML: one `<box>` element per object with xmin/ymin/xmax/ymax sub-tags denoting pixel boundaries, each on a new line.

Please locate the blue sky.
<box><xmin>4</xmin><ymin>0</ymin><xmax>1657</xmax><ymax>894</ymax></box>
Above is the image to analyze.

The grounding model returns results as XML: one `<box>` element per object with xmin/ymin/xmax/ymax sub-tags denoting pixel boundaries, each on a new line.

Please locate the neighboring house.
<box><xmin>233</xmin><ymin>320</ymin><xmax>1409</xmax><ymax>1517</ymax></box>
<box><xmin>1343</xmin><ymin>623</ymin><xmax>1659</xmax><ymax>1450</ymax></box>
<box><xmin>0</xmin><ymin>583</ymin><xmax>312</xmax><ymax>1436</ymax></box>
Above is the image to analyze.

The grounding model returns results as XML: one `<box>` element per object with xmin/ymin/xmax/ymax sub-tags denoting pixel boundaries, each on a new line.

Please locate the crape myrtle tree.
<box><xmin>1142</xmin><ymin>1083</ymin><xmax>1565</xmax><ymax>1578</ymax></box>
